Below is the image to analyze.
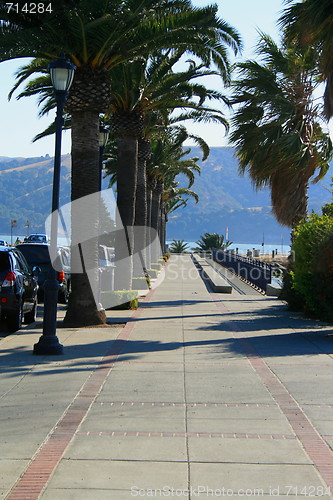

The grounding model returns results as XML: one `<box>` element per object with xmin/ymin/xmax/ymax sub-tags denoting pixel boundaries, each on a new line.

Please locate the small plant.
<box><xmin>169</xmin><ymin>240</ymin><xmax>190</xmax><ymax>253</ymax></box>
<box><xmin>163</xmin><ymin>253</ymin><xmax>171</xmax><ymax>262</ymax></box>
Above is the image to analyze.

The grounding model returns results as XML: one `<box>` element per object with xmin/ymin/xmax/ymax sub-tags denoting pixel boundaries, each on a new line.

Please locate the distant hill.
<box><xmin>0</xmin><ymin>154</ymin><xmax>71</xmax><ymax>235</ymax></box>
<box><xmin>0</xmin><ymin>148</ymin><xmax>331</xmax><ymax>243</ymax></box>
<box><xmin>166</xmin><ymin>147</ymin><xmax>333</xmax><ymax>244</ymax></box>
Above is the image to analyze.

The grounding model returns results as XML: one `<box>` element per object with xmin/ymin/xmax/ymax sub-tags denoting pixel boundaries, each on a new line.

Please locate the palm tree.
<box><xmin>229</xmin><ymin>34</ymin><xmax>332</xmax><ymax>228</ymax></box>
<box><xmin>0</xmin><ymin>0</ymin><xmax>241</xmax><ymax>325</ymax></box>
<box><xmin>280</xmin><ymin>0</ymin><xmax>333</xmax><ymax>119</ymax></box>
<box><xmin>194</xmin><ymin>233</ymin><xmax>232</xmax><ymax>252</ymax></box>
<box><xmin>169</xmin><ymin>240</ymin><xmax>190</xmax><ymax>253</ymax></box>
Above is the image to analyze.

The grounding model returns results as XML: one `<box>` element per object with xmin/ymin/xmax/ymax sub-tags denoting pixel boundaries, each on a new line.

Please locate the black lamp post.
<box><xmin>99</xmin><ymin>125</ymin><xmax>109</xmax><ymax>191</ymax></box>
<box><xmin>34</xmin><ymin>53</ymin><xmax>75</xmax><ymax>355</ymax></box>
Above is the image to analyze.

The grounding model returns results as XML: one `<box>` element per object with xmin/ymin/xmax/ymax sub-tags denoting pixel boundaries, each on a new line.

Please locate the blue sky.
<box><xmin>0</xmin><ymin>0</ymin><xmax>300</xmax><ymax>157</ymax></box>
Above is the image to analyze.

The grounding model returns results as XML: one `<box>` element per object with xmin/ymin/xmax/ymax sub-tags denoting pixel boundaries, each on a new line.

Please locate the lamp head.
<box><xmin>48</xmin><ymin>52</ymin><xmax>76</xmax><ymax>92</ymax></box>
<box><xmin>99</xmin><ymin>125</ymin><xmax>110</xmax><ymax>148</ymax></box>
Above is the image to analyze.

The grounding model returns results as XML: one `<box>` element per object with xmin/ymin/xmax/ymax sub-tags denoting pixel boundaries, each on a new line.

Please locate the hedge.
<box><xmin>283</xmin><ymin>213</ymin><xmax>333</xmax><ymax>322</ymax></box>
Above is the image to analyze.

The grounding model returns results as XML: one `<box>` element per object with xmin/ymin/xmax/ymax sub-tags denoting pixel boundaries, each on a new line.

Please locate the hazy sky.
<box><xmin>0</xmin><ymin>0</ymin><xmax>291</xmax><ymax>158</ymax></box>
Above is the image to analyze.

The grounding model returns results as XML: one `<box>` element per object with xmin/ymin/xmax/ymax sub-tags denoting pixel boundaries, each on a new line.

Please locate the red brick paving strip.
<box><xmin>5</xmin><ymin>285</ymin><xmax>158</xmax><ymax>500</ymax></box>
<box><xmin>212</xmin><ymin>294</ymin><xmax>333</xmax><ymax>492</ymax></box>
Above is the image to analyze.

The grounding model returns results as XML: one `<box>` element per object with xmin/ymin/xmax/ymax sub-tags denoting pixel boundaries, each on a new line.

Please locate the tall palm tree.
<box><xmin>0</xmin><ymin>0</ymin><xmax>241</xmax><ymax>324</ymax></box>
<box><xmin>230</xmin><ymin>33</ymin><xmax>332</xmax><ymax>228</ymax></box>
<box><xmin>280</xmin><ymin>0</ymin><xmax>333</xmax><ymax>119</ymax></box>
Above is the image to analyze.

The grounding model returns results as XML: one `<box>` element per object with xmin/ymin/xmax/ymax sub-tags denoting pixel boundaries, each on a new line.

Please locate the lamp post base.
<box><xmin>33</xmin><ymin>334</ymin><xmax>63</xmax><ymax>355</ymax></box>
<box><xmin>36</xmin><ymin>270</ymin><xmax>63</xmax><ymax>355</ymax></box>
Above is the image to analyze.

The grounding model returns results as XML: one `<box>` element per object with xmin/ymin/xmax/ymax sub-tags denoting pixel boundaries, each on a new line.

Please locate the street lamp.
<box><xmin>34</xmin><ymin>53</ymin><xmax>75</xmax><ymax>355</ymax></box>
<box><xmin>99</xmin><ymin>124</ymin><xmax>109</xmax><ymax>190</ymax></box>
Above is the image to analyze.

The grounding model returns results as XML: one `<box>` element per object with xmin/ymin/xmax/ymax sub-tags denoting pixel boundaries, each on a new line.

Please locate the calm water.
<box><xmin>4</xmin><ymin>234</ymin><xmax>291</xmax><ymax>255</ymax></box>
<box><xmin>167</xmin><ymin>241</ymin><xmax>291</xmax><ymax>255</ymax></box>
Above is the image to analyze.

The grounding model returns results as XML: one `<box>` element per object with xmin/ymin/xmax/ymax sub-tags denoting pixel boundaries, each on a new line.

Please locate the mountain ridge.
<box><xmin>0</xmin><ymin>148</ymin><xmax>331</xmax><ymax>244</ymax></box>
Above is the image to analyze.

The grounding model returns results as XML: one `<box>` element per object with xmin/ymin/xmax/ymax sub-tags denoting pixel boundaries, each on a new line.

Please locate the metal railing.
<box><xmin>211</xmin><ymin>248</ymin><xmax>273</xmax><ymax>292</ymax></box>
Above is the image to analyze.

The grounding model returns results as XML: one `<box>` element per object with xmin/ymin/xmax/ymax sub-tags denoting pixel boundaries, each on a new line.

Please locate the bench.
<box><xmin>192</xmin><ymin>254</ymin><xmax>232</xmax><ymax>293</ymax></box>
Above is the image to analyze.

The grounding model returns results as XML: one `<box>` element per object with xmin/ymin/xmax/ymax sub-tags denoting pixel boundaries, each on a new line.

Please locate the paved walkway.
<box><xmin>1</xmin><ymin>255</ymin><xmax>333</xmax><ymax>499</ymax></box>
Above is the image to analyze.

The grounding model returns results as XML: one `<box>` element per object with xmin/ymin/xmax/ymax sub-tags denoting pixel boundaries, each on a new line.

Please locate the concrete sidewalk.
<box><xmin>1</xmin><ymin>254</ymin><xmax>333</xmax><ymax>499</ymax></box>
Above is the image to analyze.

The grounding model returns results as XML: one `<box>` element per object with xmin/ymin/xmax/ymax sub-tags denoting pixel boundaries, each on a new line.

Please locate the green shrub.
<box><xmin>322</xmin><ymin>202</ymin><xmax>333</xmax><ymax>218</ymax></box>
<box><xmin>280</xmin><ymin>268</ymin><xmax>304</xmax><ymax>311</ymax></box>
<box><xmin>288</xmin><ymin>214</ymin><xmax>333</xmax><ymax>322</ymax></box>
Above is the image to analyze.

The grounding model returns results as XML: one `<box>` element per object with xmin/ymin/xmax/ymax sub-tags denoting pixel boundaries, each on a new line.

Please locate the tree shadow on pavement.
<box><xmin>1</xmin><ymin>325</ymin><xmax>333</xmax><ymax>378</ymax></box>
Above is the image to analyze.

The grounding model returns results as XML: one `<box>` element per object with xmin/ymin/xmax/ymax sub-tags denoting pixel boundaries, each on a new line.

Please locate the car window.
<box><xmin>15</xmin><ymin>251</ymin><xmax>31</xmax><ymax>274</ymax></box>
<box><xmin>27</xmin><ymin>235</ymin><xmax>46</xmax><ymax>243</ymax></box>
<box><xmin>16</xmin><ymin>245</ymin><xmax>51</xmax><ymax>265</ymax></box>
<box><xmin>10</xmin><ymin>252</ymin><xmax>23</xmax><ymax>272</ymax></box>
<box><xmin>0</xmin><ymin>253</ymin><xmax>10</xmax><ymax>272</ymax></box>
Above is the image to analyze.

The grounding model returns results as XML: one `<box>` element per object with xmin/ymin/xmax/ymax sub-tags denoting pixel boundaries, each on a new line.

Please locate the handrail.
<box><xmin>211</xmin><ymin>248</ymin><xmax>273</xmax><ymax>292</ymax></box>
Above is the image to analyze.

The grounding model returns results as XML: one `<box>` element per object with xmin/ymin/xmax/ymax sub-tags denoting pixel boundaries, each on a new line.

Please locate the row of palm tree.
<box><xmin>0</xmin><ymin>0</ymin><xmax>241</xmax><ymax>325</ymax></box>
<box><xmin>2</xmin><ymin>0</ymin><xmax>332</xmax><ymax>326</ymax></box>
<box><xmin>101</xmin><ymin>51</ymin><xmax>229</xmax><ymax>288</ymax></box>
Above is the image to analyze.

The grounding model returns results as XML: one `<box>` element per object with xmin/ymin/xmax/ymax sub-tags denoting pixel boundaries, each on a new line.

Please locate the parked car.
<box><xmin>0</xmin><ymin>246</ymin><xmax>39</xmax><ymax>331</ymax></box>
<box><xmin>25</xmin><ymin>233</ymin><xmax>48</xmax><ymax>243</ymax></box>
<box><xmin>0</xmin><ymin>240</ymin><xmax>8</xmax><ymax>246</ymax></box>
<box><xmin>16</xmin><ymin>243</ymin><xmax>71</xmax><ymax>304</ymax></box>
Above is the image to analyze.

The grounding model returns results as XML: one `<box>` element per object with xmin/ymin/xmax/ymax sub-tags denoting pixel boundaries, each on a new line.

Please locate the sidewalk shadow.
<box><xmin>2</xmin><ymin>325</ymin><xmax>332</xmax><ymax>378</ymax></box>
<box><xmin>146</xmin><ymin>299</ymin><xmax>214</xmax><ymax>308</ymax></box>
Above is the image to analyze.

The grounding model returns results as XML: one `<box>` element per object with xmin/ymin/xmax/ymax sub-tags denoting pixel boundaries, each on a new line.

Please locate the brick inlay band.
<box><xmin>5</xmin><ymin>285</ymin><xmax>159</xmax><ymax>500</ymax></box>
<box><xmin>96</xmin><ymin>401</ymin><xmax>277</xmax><ymax>408</ymax></box>
<box><xmin>76</xmin><ymin>430</ymin><xmax>296</xmax><ymax>440</ymax></box>
<box><xmin>211</xmin><ymin>293</ymin><xmax>333</xmax><ymax>492</ymax></box>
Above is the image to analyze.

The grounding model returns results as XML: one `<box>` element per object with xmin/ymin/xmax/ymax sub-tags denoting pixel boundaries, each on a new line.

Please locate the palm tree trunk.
<box><xmin>158</xmin><ymin>202</ymin><xmax>164</xmax><ymax>252</ymax></box>
<box><xmin>146</xmin><ymin>184</ymin><xmax>153</xmax><ymax>270</ymax></box>
<box><xmin>63</xmin><ymin>110</ymin><xmax>106</xmax><ymax>326</ymax></box>
<box><xmin>271</xmin><ymin>169</ymin><xmax>309</xmax><ymax>227</ymax></box>
<box><xmin>151</xmin><ymin>180</ymin><xmax>163</xmax><ymax>263</ymax></box>
<box><xmin>133</xmin><ymin>156</ymin><xmax>147</xmax><ymax>276</ymax></box>
<box><xmin>161</xmin><ymin>208</ymin><xmax>167</xmax><ymax>254</ymax></box>
<box><xmin>114</xmin><ymin>136</ymin><xmax>138</xmax><ymax>290</ymax></box>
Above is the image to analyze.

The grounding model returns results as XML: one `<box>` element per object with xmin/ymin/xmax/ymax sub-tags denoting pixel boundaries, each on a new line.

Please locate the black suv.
<box><xmin>16</xmin><ymin>243</ymin><xmax>71</xmax><ymax>303</ymax></box>
<box><xmin>0</xmin><ymin>246</ymin><xmax>38</xmax><ymax>332</ymax></box>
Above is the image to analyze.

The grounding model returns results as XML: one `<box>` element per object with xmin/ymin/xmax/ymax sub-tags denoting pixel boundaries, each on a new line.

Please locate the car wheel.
<box><xmin>8</xmin><ymin>303</ymin><xmax>23</xmax><ymax>332</ymax></box>
<box><xmin>24</xmin><ymin>300</ymin><xmax>37</xmax><ymax>324</ymax></box>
